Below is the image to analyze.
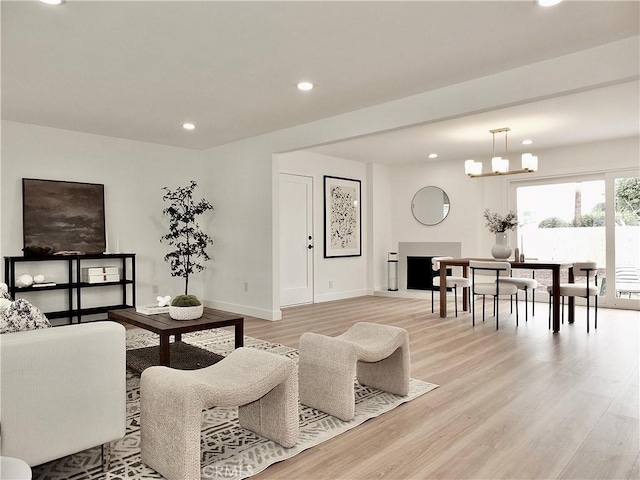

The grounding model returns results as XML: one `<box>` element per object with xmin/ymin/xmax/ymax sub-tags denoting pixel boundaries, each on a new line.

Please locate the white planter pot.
<box><xmin>169</xmin><ymin>304</ymin><xmax>203</xmax><ymax>321</ymax></box>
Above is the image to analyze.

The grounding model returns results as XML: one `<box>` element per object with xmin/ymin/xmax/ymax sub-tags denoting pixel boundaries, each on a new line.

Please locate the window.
<box><xmin>512</xmin><ymin>172</ymin><xmax>640</xmax><ymax>308</ymax></box>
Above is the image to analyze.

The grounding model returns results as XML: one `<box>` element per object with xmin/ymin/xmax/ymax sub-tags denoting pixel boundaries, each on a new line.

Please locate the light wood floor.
<box><xmin>238</xmin><ymin>296</ymin><xmax>639</xmax><ymax>480</ymax></box>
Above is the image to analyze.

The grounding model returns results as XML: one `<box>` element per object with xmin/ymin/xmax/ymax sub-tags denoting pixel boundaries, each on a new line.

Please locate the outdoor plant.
<box><xmin>161</xmin><ymin>180</ymin><xmax>214</xmax><ymax>296</ymax></box>
<box><xmin>483</xmin><ymin>209</ymin><xmax>518</xmax><ymax>233</ymax></box>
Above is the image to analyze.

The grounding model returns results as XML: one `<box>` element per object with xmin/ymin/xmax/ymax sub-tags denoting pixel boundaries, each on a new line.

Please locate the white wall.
<box><xmin>368</xmin><ymin>163</ymin><xmax>392</xmax><ymax>291</ymax></box>
<box><xmin>278</xmin><ymin>151</ymin><xmax>368</xmax><ymax>303</ymax></box>
<box><xmin>0</xmin><ymin>121</ymin><xmax>207</xmax><ymax>307</ymax></box>
<box><xmin>386</xmin><ymin>136</ymin><xmax>639</xmax><ymax>263</ymax></box>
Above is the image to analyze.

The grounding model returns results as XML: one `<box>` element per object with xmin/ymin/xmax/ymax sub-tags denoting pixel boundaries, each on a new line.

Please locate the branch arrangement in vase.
<box><xmin>483</xmin><ymin>209</ymin><xmax>518</xmax><ymax>233</ymax></box>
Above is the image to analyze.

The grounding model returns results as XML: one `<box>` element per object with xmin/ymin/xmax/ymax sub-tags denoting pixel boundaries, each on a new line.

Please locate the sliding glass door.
<box><xmin>611</xmin><ymin>173</ymin><xmax>640</xmax><ymax>307</ymax></box>
<box><xmin>512</xmin><ymin>171</ymin><xmax>639</xmax><ymax>309</ymax></box>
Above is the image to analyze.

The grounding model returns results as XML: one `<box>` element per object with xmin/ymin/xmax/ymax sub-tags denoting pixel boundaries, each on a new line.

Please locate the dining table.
<box><xmin>438</xmin><ymin>258</ymin><xmax>575</xmax><ymax>333</ymax></box>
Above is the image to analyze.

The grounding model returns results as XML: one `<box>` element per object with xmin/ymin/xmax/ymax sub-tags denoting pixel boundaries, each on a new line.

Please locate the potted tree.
<box><xmin>160</xmin><ymin>180</ymin><xmax>214</xmax><ymax>320</ymax></box>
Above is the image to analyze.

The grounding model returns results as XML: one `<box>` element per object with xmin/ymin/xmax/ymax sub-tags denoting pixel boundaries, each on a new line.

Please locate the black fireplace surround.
<box><xmin>406</xmin><ymin>256</ymin><xmax>452</xmax><ymax>291</ymax></box>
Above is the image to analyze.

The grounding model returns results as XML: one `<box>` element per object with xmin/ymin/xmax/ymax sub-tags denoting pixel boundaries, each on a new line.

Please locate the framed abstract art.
<box><xmin>22</xmin><ymin>178</ymin><xmax>106</xmax><ymax>254</ymax></box>
<box><xmin>323</xmin><ymin>175</ymin><xmax>361</xmax><ymax>258</ymax></box>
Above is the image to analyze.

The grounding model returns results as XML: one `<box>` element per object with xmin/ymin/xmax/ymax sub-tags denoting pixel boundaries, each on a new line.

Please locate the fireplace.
<box><xmin>406</xmin><ymin>256</ymin><xmax>451</xmax><ymax>291</ymax></box>
<box><xmin>397</xmin><ymin>242</ymin><xmax>461</xmax><ymax>291</ymax></box>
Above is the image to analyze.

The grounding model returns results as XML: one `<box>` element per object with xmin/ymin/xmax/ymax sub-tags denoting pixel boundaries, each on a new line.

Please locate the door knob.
<box><xmin>308</xmin><ymin>245</ymin><xmax>314</xmax><ymax>249</ymax></box>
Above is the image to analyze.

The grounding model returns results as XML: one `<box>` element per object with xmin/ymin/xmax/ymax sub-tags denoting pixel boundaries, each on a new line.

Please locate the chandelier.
<box><xmin>465</xmin><ymin>127</ymin><xmax>538</xmax><ymax>178</ymax></box>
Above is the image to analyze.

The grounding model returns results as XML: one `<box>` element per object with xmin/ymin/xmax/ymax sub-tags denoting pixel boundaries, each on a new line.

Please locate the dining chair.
<box><xmin>469</xmin><ymin>260</ymin><xmax>518</xmax><ymax>330</ymax></box>
<box><xmin>499</xmin><ymin>274</ymin><xmax>538</xmax><ymax>322</ymax></box>
<box><xmin>547</xmin><ymin>261</ymin><xmax>598</xmax><ymax>332</ymax></box>
<box><xmin>431</xmin><ymin>256</ymin><xmax>471</xmax><ymax>317</ymax></box>
<box><xmin>615</xmin><ymin>266</ymin><xmax>640</xmax><ymax>298</ymax></box>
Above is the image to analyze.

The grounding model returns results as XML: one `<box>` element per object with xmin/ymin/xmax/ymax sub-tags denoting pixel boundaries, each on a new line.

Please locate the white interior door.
<box><xmin>280</xmin><ymin>173</ymin><xmax>313</xmax><ymax>306</ymax></box>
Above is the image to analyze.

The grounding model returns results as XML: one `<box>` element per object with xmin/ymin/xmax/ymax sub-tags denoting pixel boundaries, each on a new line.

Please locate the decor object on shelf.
<box><xmin>15</xmin><ymin>274</ymin><xmax>33</xmax><ymax>288</ymax></box>
<box><xmin>33</xmin><ymin>274</ymin><xmax>45</xmax><ymax>284</ymax></box>
<box><xmin>484</xmin><ymin>209</ymin><xmax>518</xmax><ymax>259</ymax></box>
<box><xmin>81</xmin><ymin>266</ymin><xmax>120</xmax><ymax>283</ymax></box>
<box><xmin>160</xmin><ymin>180</ymin><xmax>214</xmax><ymax>301</ymax></box>
<box><xmin>168</xmin><ymin>294</ymin><xmax>203</xmax><ymax>320</ymax></box>
<box><xmin>465</xmin><ymin>128</ymin><xmax>539</xmax><ymax>178</ymax></box>
<box><xmin>22</xmin><ymin>246</ymin><xmax>53</xmax><ymax>257</ymax></box>
<box><xmin>323</xmin><ymin>176</ymin><xmax>362</xmax><ymax>258</ymax></box>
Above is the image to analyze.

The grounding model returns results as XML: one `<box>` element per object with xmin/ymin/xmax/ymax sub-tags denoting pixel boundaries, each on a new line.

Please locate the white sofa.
<box><xmin>0</xmin><ymin>321</ymin><xmax>126</xmax><ymax>468</ymax></box>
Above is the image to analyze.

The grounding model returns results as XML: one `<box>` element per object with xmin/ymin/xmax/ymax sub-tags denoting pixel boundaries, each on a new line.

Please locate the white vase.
<box><xmin>169</xmin><ymin>304</ymin><xmax>203</xmax><ymax>321</ymax></box>
<box><xmin>491</xmin><ymin>232</ymin><xmax>512</xmax><ymax>259</ymax></box>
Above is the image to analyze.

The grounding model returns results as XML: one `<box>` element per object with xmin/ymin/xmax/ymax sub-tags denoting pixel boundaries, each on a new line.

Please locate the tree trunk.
<box><xmin>574</xmin><ymin>187</ymin><xmax>582</xmax><ymax>227</ymax></box>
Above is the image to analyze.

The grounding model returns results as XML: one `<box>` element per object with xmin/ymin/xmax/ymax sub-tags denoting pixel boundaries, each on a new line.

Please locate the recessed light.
<box><xmin>39</xmin><ymin>0</ymin><xmax>64</xmax><ymax>5</ymax></box>
<box><xmin>537</xmin><ymin>0</ymin><xmax>562</xmax><ymax>6</ymax></box>
<box><xmin>428</xmin><ymin>153</ymin><xmax>438</xmax><ymax>159</ymax></box>
<box><xmin>522</xmin><ymin>139</ymin><xmax>533</xmax><ymax>145</ymax></box>
<box><xmin>297</xmin><ymin>82</ymin><xmax>314</xmax><ymax>91</ymax></box>
<box><xmin>182</xmin><ymin>123</ymin><xmax>195</xmax><ymax>130</ymax></box>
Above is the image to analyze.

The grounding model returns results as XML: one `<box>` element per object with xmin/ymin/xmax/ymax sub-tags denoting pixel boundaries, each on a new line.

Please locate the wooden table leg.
<box><xmin>174</xmin><ymin>333</ymin><xmax>182</xmax><ymax>342</ymax></box>
<box><xmin>439</xmin><ymin>267</ymin><xmax>447</xmax><ymax>317</ymax></box>
<box><xmin>552</xmin><ymin>266</ymin><xmax>561</xmax><ymax>333</ymax></box>
<box><xmin>159</xmin><ymin>334</ymin><xmax>170</xmax><ymax>366</ymax></box>
<box><xmin>235</xmin><ymin>321</ymin><xmax>244</xmax><ymax>348</ymax></box>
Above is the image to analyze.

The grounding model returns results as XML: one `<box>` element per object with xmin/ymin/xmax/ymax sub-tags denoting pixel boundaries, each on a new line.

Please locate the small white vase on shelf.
<box><xmin>491</xmin><ymin>231</ymin><xmax>512</xmax><ymax>260</ymax></box>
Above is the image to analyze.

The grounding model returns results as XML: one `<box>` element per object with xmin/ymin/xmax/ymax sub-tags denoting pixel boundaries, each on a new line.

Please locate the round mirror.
<box><xmin>411</xmin><ymin>186</ymin><xmax>450</xmax><ymax>226</ymax></box>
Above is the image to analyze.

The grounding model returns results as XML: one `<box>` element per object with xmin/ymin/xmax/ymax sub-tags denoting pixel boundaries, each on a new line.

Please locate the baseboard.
<box><xmin>314</xmin><ymin>289</ymin><xmax>369</xmax><ymax>303</ymax></box>
<box><xmin>202</xmin><ymin>299</ymin><xmax>282</xmax><ymax>321</ymax></box>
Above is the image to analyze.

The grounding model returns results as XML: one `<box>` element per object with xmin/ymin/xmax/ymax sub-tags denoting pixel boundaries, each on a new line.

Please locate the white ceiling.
<box><xmin>2</xmin><ymin>1</ymin><xmax>639</xmax><ymax>163</ymax></box>
<box><xmin>309</xmin><ymin>80</ymin><xmax>640</xmax><ymax>165</ymax></box>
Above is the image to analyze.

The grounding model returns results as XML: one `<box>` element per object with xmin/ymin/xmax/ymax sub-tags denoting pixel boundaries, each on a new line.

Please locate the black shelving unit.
<box><xmin>4</xmin><ymin>253</ymin><xmax>136</xmax><ymax>323</ymax></box>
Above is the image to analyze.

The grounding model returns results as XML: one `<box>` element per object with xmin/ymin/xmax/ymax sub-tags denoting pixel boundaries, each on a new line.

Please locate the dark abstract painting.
<box><xmin>22</xmin><ymin>178</ymin><xmax>106</xmax><ymax>254</ymax></box>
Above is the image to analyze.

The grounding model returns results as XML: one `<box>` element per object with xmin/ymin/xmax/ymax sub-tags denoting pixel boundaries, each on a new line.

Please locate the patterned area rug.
<box><xmin>32</xmin><ymin>328</ymin><xmax>438</xmax><ymax>480</ymax></box>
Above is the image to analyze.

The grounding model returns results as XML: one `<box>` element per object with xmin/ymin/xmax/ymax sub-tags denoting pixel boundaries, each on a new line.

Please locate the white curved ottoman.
<box><xmin>0</xmin><ymin>457</ymin><xmax>32</xmax><ymax>480</ymax></box>
<box><xmin>299</xmin><ymin>322</ymin><xmax>410</xmax><ymax>421</ymax></box>
<box><xmin>140</xmin><ymin>347</ymin><xmax>298</xmax><ymax>480</ymax></box>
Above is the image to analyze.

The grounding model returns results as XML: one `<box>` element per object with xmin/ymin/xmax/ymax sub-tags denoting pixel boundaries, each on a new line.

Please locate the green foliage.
<box><xmin>171</xmin><ymin>294</ymin><xmax>202</xmax><ymax>307</ymax></box>
<box><xmin>160</xmin><ymin>180</ymin><xmax>214</xmax><ymax>295</ymax></box>
<box><xmin>578</xmin><ymin>212</ymin><xmax>605</xmax><ymax>227</ymax></box>
<box><xmin>538</xmin><ymin>217</ymin><xmax>571</xmax><ymax>228</ymax></box>
<box><xmin>616</xmin><ymin>177</ymin><xmax>640</xmax><ymax>226</ymax></box>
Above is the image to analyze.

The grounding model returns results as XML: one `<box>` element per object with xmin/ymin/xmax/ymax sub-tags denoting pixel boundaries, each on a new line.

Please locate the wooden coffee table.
<box><xmin>108</xmin><ymin>307</ymin><xmax>244</xmax><ymax>367</ymax></box>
